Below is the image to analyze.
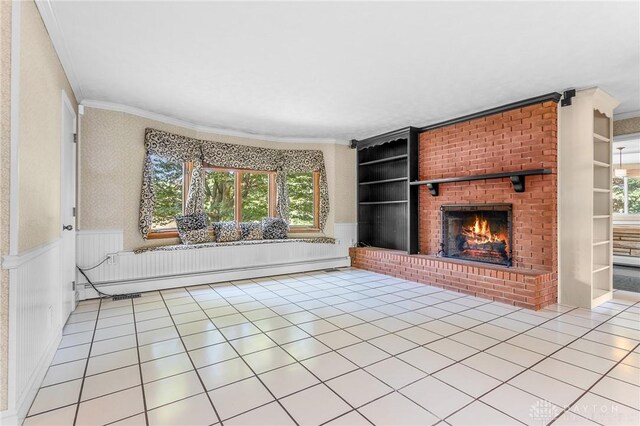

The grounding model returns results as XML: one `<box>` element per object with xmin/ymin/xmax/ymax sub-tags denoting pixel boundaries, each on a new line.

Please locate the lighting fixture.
<box><xmin>614</xmin><ymin>147</ymin><xmax>627</xmax><ymax>178</ymax></box>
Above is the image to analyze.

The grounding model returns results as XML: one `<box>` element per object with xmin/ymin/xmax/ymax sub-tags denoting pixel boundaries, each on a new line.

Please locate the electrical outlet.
<box><xmin>107</xmin><ymin>254</ymin><xmax>117</xmax><ymax>265</ymax></box>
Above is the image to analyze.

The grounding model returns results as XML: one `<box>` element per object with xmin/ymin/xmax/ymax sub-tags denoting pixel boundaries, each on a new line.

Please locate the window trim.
<box><xmin>613</xmin><ymin>175</ymin><xmax>639</xmax><ymax>219</ymax></box>
<box><xmin>148</xmin><ymin>162</ymin><xmax>320</xmax><ymax>238</ymax></box>
<box><xmin>288</xmin><ymin>171</ymin><xmax>321</xmax><ymax>233</ymax></box>
<box><xmin>200</xmin><ymin>165</ymin><xmax>277</xmax><ymax>223</ymax></box>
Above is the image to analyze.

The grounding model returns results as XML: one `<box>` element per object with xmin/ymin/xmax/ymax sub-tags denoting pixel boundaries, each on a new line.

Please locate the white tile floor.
<box><xmin>24</xmin><ymin>268</ymin><xmax>640</xmax><ymax>426</ymax></box>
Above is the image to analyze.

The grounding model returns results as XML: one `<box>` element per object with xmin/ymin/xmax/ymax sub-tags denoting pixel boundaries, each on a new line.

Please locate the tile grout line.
<box><xmin>130</xmin><ymin>296</ymin><xmax>151</xmax><ymax>425</ymax></box>
<box><xmin>188</xmin><ymin>277</ymin><xmax>535</xmax><ymax>424</ymax></box>
<box><xmin>33</xmin><ymin>270</ymin><xmax>640</xmax><ymax>425</ymax></box>
<box><xmin>50</xmin><ymin>301</ymin><xmax>630</xmax><ymax>381</ymax></box>
<box><xmin>437</xmin><ymin>299</ymin><xmax>640</xmax><ymax>425</ymax></box>
<box><xmin>187</xmin><ymin>282</ymin><xmax>358</xmax><ymax>425</ymax></box>
<box><xmin>72</xmin><ymin>297</ymin><xmax>104</xmax><ymax>425</ymax></box>
<box><xmin>156</xmin><ymin>291</ymin><xmax>225</xmax><ymax>426</ymax></box>
<box><xmin>547</xmin><ymin>307</ymin><xmax>640</xmax><ymax>425</ymax></box>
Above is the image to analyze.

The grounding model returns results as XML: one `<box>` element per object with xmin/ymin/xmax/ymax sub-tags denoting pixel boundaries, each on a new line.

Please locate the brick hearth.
<box><xmin>350</xmin><ymin>247</ymin><xmax>557</xmax><ymax>310</ymax></box>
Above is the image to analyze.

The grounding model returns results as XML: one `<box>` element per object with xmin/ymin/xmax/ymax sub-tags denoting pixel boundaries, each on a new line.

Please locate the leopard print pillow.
<box><xmin>261</xmin><ymin>217</ymin><xmax>288</xmax><ymax>240</ymax></box>
<box><xmin>176</xmin><ymin>213</ymin><xmax>209</xmax><ymax>245</ymax></box>
<box><xmin>240</xmin><ymin>222</ymin><xmax>263</xmax><ymax>240</ymax></box>
<box><xmin>212</xmin><ymin>221</ymin><xmax>240</xmax><ymax>242</ymax></box>
<box><xmin>180</xmin><ymin>228</ymin><xmax>210</xmax><ymax>245</ymax></box>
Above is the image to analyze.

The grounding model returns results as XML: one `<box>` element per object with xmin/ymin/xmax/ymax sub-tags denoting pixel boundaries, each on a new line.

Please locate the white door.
<box><xmin>61</xmin><ymin>91</ymin><xmax>77</xmax><ymax>320</ymax></box>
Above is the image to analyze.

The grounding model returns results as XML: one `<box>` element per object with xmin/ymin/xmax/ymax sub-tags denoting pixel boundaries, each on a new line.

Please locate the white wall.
<box><xmin>1</xmin><ymin>1</ymin><xmax>78</xmax><ymax>423</ymax></box>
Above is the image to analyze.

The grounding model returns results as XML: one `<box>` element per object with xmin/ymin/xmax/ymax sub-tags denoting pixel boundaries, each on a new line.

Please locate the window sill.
<box><xmin>289</xmin><ymin>227</ymin><xmax>321</xmax><ymax>233</ymax></box>
<box><xmin>613</xmin><ymin>214</ymin><xmax>640</xmax><ymax>226</ymax></box>
<box><xmin>148</xmin><ymin>230</ymin><xmax>179</xmax><ymax>239</ymax></box>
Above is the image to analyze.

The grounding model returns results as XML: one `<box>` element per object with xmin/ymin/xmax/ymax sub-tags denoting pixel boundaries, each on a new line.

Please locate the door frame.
<box><xmin>60</xmin><ymin>89</ymin><xmax>77</xmax><ymax>318</ymax></box>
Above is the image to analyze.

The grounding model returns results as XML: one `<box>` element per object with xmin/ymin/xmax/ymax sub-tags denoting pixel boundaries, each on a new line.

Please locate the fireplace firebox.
<box><xmin>440</xmin><ymin>204</ymin><xmax>512</xmax><ymax>267</ymax></box>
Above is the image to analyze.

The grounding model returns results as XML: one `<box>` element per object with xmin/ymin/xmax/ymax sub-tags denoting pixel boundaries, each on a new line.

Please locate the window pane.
<box><xmin>150</xmin><ymin>155</ymin><xmax>183</xmax><ymax>230</ymax></box>
<box><xmin>204</xmin><ymin>170</ymin><xmax>235</xmax><ymax>222</ymax></box>
<box><xmin>287</xmin><ymin>173</ymin><xmax>315</xmax><ymax>226</ymax></box>
<box><xmin>241</xmin><ymin>173</ymin><xmax>269</xmax><ymax>221</ymax></box>
<box><xmin>612</xmin><ymin>177</ymin><xmax>625</xmax><ymax>213</ymax></box>
<box><xmin>628</xmin><ymin>177</ymin><xmax>640</xmax><ymax>214</ymax></box>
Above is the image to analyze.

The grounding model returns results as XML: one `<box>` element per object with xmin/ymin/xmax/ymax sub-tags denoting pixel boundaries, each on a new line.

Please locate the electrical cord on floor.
<box><xmin>76</xmin><ymin>259</ymin><xmax>141</xmax><ymax>301</ymax></box>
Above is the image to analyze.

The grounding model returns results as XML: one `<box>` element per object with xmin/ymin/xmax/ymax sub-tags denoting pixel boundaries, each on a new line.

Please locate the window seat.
<box><xmin>133</xmin><ymin>237</ymin><xmax>336</xmax><ymax>254</ymax></box>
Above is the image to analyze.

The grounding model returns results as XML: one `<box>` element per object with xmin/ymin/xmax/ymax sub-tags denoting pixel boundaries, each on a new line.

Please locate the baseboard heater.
<box><xmin>80</xmin><ymin>256</ymin><xmax>351</xmax><ymax>290</ymax></box>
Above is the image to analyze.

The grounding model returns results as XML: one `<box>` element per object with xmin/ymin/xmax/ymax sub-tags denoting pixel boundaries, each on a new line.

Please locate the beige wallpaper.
<box><xmin>614</xmin><ymin>117</ymin><xmax>640</xmax><ymax>136</ymax></box>
<box><xmin>18</xmin><ymin>0</ymin><xmax>77</xmax><ymax>253</ymax></box>
<box><xmin>79</xmin><ymin>107</ymin><xmax>357</xmax><ymax>251</ymax></box>
<box><xmin>0</xmin><ymin>0</ymin><xmax>11</xmax><ymax>411</ymax></box>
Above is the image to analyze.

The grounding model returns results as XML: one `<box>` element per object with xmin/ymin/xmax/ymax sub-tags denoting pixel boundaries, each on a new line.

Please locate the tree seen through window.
<box><xmin>149</xmin><ymin>159</ymin><xmax>320</xmax><ymax>235</ymax></box>
<box><xmin>150</xmin><ymin>155</ymin><xmax>183</xmax><ymax>230</ymax></box>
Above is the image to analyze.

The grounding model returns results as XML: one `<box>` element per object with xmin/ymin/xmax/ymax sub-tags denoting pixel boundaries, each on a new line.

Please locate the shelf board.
<box><xmin>592</xmin><ymin>288</ymin><xmax>612</xmax><ymax>304</ymax></box>
<box><xmin>593</xmin><ymin>160</ymin><xmax>610</xmax><ymax>168</ymax></box>
<box><xmin>358</xmin><ymin>154</ymin><xmax>408</xmax><ymax>167</ymax></box>
<box><xmin>410</xmin><ymin>168</ymin><xmax>552</xmax><ymax>195</ymax></box>
<box><xmin>359</xmin><ymin>200</ymin><xmax>408</xmax><ymax>205</ymax></box>
<box><xmin>359</xmin><ymin>177</ymin><xmax>407</xmax><ymax>186</ymax></box>
<box><xmin>593</xmin><ymin>215</ymin><xmax>610</xmax><ymax>219</ymax></box>
<box><xmin>593</xmin><ymin>133</ymin><xmax>610</xmax><ymax>143</ymax></box>
<box><xmin>592</xmin><ymin>240</ymin><xmax>610</xmax><ymax>247</ymax></box>
<box><xmin>592</xmin><ymin>264</ymin><xmax>610</xmax><ymax>274</ymax></box>
<box><xmin>593</xmin><ymin>188</ymin><xmax>611</xmax><ymax>193</ymax></box>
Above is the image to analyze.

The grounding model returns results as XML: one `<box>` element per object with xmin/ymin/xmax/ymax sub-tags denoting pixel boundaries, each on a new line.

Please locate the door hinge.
<box><xmin>73</xmin><ymin>134</ymin><xmax>78</xmax><ymax>143</ymax></box>
<box><xmin>72</xmin><ymin>281</ymin><xmax>76</xmax><ymax>291</ymax></box>
<box><xmin>72</xmin><ymin>207</ymin><xmax>76</xmax><ymax>217</ymax></box>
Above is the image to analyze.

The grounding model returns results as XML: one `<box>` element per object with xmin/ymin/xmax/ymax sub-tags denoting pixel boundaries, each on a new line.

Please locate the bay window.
<box><xmin>149</xmin><ymin>159</ymin><xmax>320</xmax><ymax>238</ymax></box>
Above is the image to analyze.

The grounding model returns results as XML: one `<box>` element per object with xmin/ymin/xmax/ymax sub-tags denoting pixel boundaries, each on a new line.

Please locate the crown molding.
<box><xmin>81</xmin><ymin>100</ymin><xmax>348</xmax><ymax>145</ymax></box>
<box><xmin>35</xmin><ymin>0</ymin><xmax>84</xmax><ymax>101</ymax></box>
<box><xmin>614</xmin><ymin>109</ymin><xmax>640</xmax><ymax>121</ymax></box>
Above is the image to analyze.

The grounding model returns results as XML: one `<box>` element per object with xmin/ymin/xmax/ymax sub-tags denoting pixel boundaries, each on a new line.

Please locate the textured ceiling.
<box><xmin>45</xmin><ymin>1</ymin><xmax>640</xmax><ymax>141</ymax></box>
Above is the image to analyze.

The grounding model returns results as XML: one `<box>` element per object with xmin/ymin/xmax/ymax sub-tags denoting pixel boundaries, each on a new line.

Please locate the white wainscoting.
<box><xmin>77</xmin><ymin>223</ymin><xmax>357</xmax><ymax>299</ymax></box>
<box><xmin>1</xmin><ymin>239</ymin><xmax>65</xmax><ymax>425</ymax></box>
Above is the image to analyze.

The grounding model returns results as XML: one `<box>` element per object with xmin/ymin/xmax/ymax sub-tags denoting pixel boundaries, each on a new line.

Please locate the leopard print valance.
<box><xmin>140</xmin><ymin>128</ymin><xmax>330</xmax><ymax>238</ymax></box>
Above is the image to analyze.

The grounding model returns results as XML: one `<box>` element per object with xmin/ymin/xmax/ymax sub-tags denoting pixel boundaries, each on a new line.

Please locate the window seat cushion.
<box><xmin>133</xmin><ymin>237</ymin><xmax>336</xmax><ymax>254</ymax></box>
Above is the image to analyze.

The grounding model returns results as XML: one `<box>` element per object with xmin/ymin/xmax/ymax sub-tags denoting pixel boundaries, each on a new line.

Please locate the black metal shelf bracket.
<box><xmin>410</xmin><ymin>168</ymin><xmax>552</xmax><ymax>196</ymax></box>
<box><xmin>510</xmin><ymin>175</ymin><xmax>525</xmax><ymax>192</ymax></box>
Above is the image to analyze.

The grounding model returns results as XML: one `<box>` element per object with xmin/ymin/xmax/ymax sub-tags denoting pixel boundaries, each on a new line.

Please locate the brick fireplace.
<box><xmin>351</xmin><ymin>100</ymin><xmax>559</xmax><ymax>310</ymax></box>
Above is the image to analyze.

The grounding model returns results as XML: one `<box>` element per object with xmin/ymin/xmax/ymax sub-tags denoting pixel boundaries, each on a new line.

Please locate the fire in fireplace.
<box><xmin>440</xmin><ymin>204</ymin><xmax>512</xmax><ymax>266</ymax></box>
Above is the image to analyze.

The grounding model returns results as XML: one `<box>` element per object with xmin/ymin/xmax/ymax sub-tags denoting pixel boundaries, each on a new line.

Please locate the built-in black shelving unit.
<box><xmin>354</xmin><ymin>127</ymin><xmax>419</xmax><ymax>253</ymax></box>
